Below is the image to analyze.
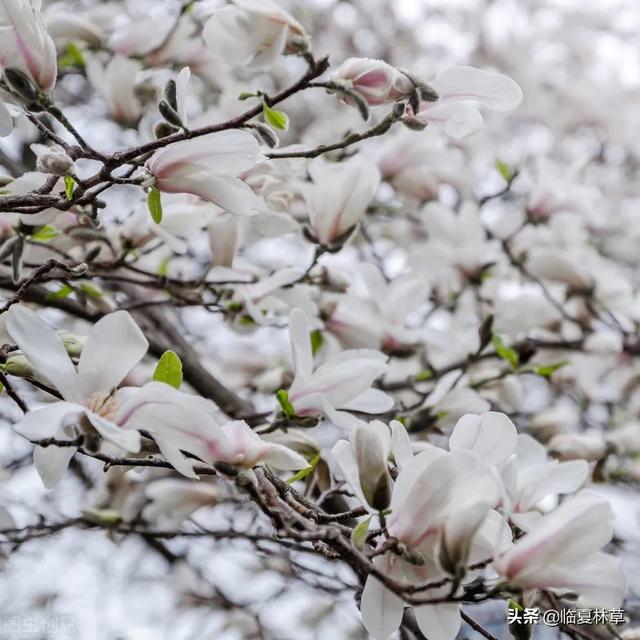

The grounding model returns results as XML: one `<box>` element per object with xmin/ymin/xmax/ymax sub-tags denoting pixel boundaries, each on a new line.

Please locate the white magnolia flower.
<box><xmin>494</xmin><ymin>491</ymin><xmax>626</xmax><ymax>608</ymax></box>
<box><xmin>0</xmin><ymin>0</ymin><xmax>57</xmax><ymax>92</ymax></box>
<box><xmin>85</xmin><ymin>54</ymin><xmax>141</xmax><ymax>125</ymax></box>
<box><xmin>146</xmin><ymin>130</ymin><xmax>262</xmax><ymax>217</ymax></box>
<box><xmin>142</xmin><ymin>478</ymin><xmax>223</xmax><ymax>527</ymax></box>
<box><xmin>122</xmin><ymin>383</ymin><xmax>308</xmax><ymax>478</ymax></box>
<box><xmin>303</xmin><ymin>157</ymin><xmax>380</xmax><ymax>245</ymax></box>
<box><xmin>203</xmin><ymin>0</ymin><xmax>308</xmax><ymax>71</ymax></box>
<box><xmin>404</xmin><ymin>66</ymin><xmax>523</xmax><ymax>139</ymax></box>
<box><xmin>287</xmin><ymin>308</ymin><xmax>393</xmax><ymax>418</ymax></box>
<box><xmin>331</xmin><ymin>57</ymin><xmax>411</xmax><ymax>106</ymax></box>
<box><xmin>6</xmin><ymin>305</ymin><xmax>148</xmax><ymax>488</ymax></box>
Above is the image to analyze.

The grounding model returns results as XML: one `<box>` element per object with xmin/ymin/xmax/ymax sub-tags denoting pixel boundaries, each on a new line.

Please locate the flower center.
<box><xmin>85</xmin><ymin>392</ymin><xmax>119</xmax><ymax>422</ymax></box>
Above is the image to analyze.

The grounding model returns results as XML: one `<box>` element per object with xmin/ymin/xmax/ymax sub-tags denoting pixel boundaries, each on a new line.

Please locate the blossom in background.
<box><xmin>494</xmin><ymin>491</ymin><xmax>626</xmax><ymax>608</ymax></box>
<box><xmin>203</xmin><ymin>0</ymin><xmax>308</xmax><ymax>70</ymax></box>
<box><xmin>404</xmin><ymin>66</ymin><xmax>523</xmax><ymax>138</ymax></box>
<box><xmin>330</xmin><ymin>57</ymin><xmax>412</xmax><ymax>106</ymax></box>
<box><xmin>142</xmin><ymin>478</ymin><xmax>223</xmax><ymax>527</ymax></box>
<box><xmin>85</xmin><ymin>54</ymin><xmax>141</xmax><ymax>125</ymax></box>
<box><xmin>0</xmin><ymin>0</ymin><xmax>57</xmax><ymax>92</ymax></box>
<box><xmin>146</xmin><ymin>130</ymin><xmax>262</xmax><ymax>217</ymax></box>
<box><xmin>287</xmin><ymin>308</ymin><xmax>393</xmax><ymax>418</ymax></box>
<box><xmin>6</xmin><ymin>305</ymin><xmax>147</xmax><ymax>488</ymax></box>
<box><xmin>303</xmin><ymin>157</ymin><xmax>380</xmax><ymax>245</ymax></box>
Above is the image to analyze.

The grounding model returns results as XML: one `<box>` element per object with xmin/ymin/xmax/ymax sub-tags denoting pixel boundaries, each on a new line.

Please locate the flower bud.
<box><xmin>4</xmin><ymin>354</ymin><xmax>34</xmax><ymax>378</ymax></box>
<box><xmin>35</xmin><ymin>147</ymin><xmax>75</xmax><ymax>176</ymax></box>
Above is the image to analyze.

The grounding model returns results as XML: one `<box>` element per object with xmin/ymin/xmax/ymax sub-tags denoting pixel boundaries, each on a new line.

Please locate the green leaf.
<box><xmin>58</xmin><ymin>42</ymin><xmax>85</xmax><ymax>69</ymax></box>
<box><xmin>238</xmin><ymin>91</ymin><xmax>257</xmax><ymax>101</ymax></box>
<box><xmin>147</xmin><ymin>187</ymin><xmax>163</xmax><ymax>224</ymax></box>
<box><xmin>79</xmin><ymin>282</ymin><xmax>103</xmax><ymax>299</ymax></box>
<box><xmin>530</xmin><ymin>361</ymin><xmax>568</xmax><ymax>378</ymax></box>
<box><xmin>153</xmin><ymin>350</ymin><xmax>183</xmax><ymax>389</ymax></box>
<box><xmin>157</xmin><ymin>256</ymin><xmax>170</xmax><ymax>277</ymax></box>
<box><xmin>492</xmin><ymin>334</ymin><xmax>519</xmax><ymax>369</ymax></box>
<box><xmin>414</xmin><ymin>369</ymin><xmax>433</xmax><ymax>382</ymax></box>
<box><xmin>496</xmin><ymin>159</ymin><xmax>514</xmax><ymax>182</ymax></box>
<box><xmin>64</xmin><ymin>175</ymin><xmax>75</xmax><ymax>200</ymax></box>
<box><xmin>30</xmin><ymin>224</ymin><xmax>58</xmax><ymax>242</ymax></box>
<box><xmin>350</xmin><ymin>516</ymin><xmax>372</xmax><ymax>549</ymax></box>
<box><xmin>276</xmin><ymin>389</ymin><xmax>296</xmax><ymax>417</ymax></box>
<box><xmin>287</xmin><ymin>452</ymin><xmax>320</xmax><ymax>484</ymax></box>
<box><xmin>45</xmin><ymin>283</ymin><xmax>74</xmax><ymax>301</ymax></box>
<box><xmin>508</xmin><ymin>599</ymin><xmax>524</xmax><ymax>612</ymax></box>
<box><xmin>310</xmin><ymin>329</ymin><xmax>323</xmax><ymax>356</ymax></box>
<box><xmin>263</xmin><ymin>102</ymin><xmax>289</xmax><ymax>131</ymax></box>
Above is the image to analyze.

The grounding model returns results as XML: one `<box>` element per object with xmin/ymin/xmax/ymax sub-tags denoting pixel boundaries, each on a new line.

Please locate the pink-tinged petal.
<box><xmin>84</xmin><ymin>411</ymin><xmax>141</xmax><ymax>453</ymax></box>
<box><xmin>449</xmin><ymin>412</ymin><xmax>518</xmax><ymax>466</ymax></box>
<box><xmin>419</xmin><ymin>101</ymin><xmax>484</xmax><ymax>139</ymax></box>
<box><xmin>6</xmin><ymin>305</ymin><xmax>80</xmax><ymax>403</ymax></box>
<box><xmin>33</xmin><ymin>444</ymin><xmax>76</xmax><ymax>489</ymax></box>
<box><xmin>431</xmin><ymin>66</ymin><xmax>523</xmax><ymax>111</ymax></box>
<box><xmin>158</xmin><ymin>174</ymin><xmax>260</xmax><ymax>217</ymax></box>
<box><xmin>360</xmin><ymin>560</ymin><xmax>404</xmax><ymax>639</ymax></box>
<box><xmin>77</xmin><ymin>311</ymin><xmax>148</xmax><ymax>397</ymax></box>
<box><xmin>414</xmin><ymin>603</ymin><xmax>461</xmax><ymax>640</ymax></box>
<box><xmin>12</xmin><ymin>401</ymin><xmax>83</xmax><ymax>440</ymax></box>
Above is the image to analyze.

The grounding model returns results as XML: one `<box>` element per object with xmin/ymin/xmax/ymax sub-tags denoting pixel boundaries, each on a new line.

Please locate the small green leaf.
<box><xmin>79</xmin><ymin>282</ymin><xmax>103</xmax><ymax>299</ymax></box>
<box><xmin>287</xmin><ymin>452</ymin><xmax>320</xmax><ymax>484</ymax></box>
<box><xmin>492</xmin><ymin>334</ymin><xmax>519</xmax><ymax>369</ymax></box>
<box><xmin>530</xmin><ymin>361</ymin><xmax>568</xmax><ymax>378</ymax></box>
<box><xmin>508</xmin><ymin>599</ymin><xmax>524</xmax><ymax>612</ymax></box>
<box><xmin>64</xmin><ymin>175</ymin><xmax>75</xmax><ymax>200</ymax></box>
<box><xmin>58</xmin><ymin>42</ymin><xmax>85</xmax><ymax>69</ymax></box>
<box><xmin>45</xmin><ymin>283</ymin><xmax>74</xmax><ymax>301</ymax></box>
<box><xmin>276</xmin><ymin>389</ymin><xmax>296</xmax><ymax>417</ymax></box>
<box><xmin>153</xmin><ymin>350</ymin><xmax>183</xmax><ymax>389</ymax></box>
<box><xmin>263</xmin><ymin>102</ymin><xmax>289</xmax><ymax>131</ymax></box>
<box><xmin>310</xmin><ymin>329</ymin><xmax>323</xmax><ymax>356</ymax></box>
<box><xmin>30</xmin><ymin>224</ymin><xmax>58</xmax><ymax>242</ymax></box>
<box><xmin>238</xmin><ymin>91</ymin><xmax>257</xmax><ymax>101</ymax></box>
<box><xmin>81</xmin><ymin>507</ymin><xmax>121</xmax><ymax>526</ymax></box>
<box><xmin>157</xmin><ymin>256</ymin><xmax>170</xmax><ymax>277</ymax></box>
<box><xmin>496</xmin><ymin>159</ymin><xmax>514</xmax><ymax>182</ymax></box>
<box><xmin>414</xmin><ymin>369</ymin><xmax>433</xmax><ymax>382</ymax></box>
<box><xmin>350</xmin><ymin>516</ymin><xmax>372</xmax><ymax>549</ymax></box>
<box><xmin>147</xmin><ymin>187</ymin><xmax>163</xmax><ymax>224</ymax></box>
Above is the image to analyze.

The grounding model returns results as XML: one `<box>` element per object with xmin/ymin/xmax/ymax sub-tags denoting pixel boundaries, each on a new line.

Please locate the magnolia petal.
<box><xmin>342</xmin><ymin>388</ymin><xmax>394</xmax><ymax>414</ymax></box>
<box><xmin>289</xmin><ymin>308</ymin><xmax>313</xmax><ymax>382</ymax></box>
<box><xmin>77</xmin><ymin>310</ymin><xmax>148</xmax><ymax>398</ymax></box>
<box><xmin>0</xmin><ymin>505</ymin><xmax>15</xmax><ymax>529</ymax></box>
<box><xmin>420</xmin><ymin>102</ymin><xmax>484</xmax><ymax>139</ymax></box>
<box><xmin>33</xmin><ymin>444</ymin><xmax>76</xmax><ymax>489</ymax></box>
<box><xmin>6</xmin><ymin>305</ymin><xmax>80</xmax><ymax>403</ymax></box>
<box><xmin>360</xmin><ymin>571</ymin><xmax>404</xmax><ymax>640</ymax></box>
<box><xmin>85</xmin><ymin>411</ymin><xmax>141</xmax><ymax>453</ymax></box>
<box><xmin>390</xmin><ymin>420</ymin><xmax>413</xmax><ymax>470</ymax></box>
<box><xmin>12</xmin><ymin>401</ymin><xmax>83</xmax><ymax>440</ymax></box>
<box><xmin>0</xmin><ymin>99</ymin><xmax>12</xmax><ymax>136</ymax></box>
<box><xmin>414</xmin><ymin>603</ymin><xmax>461</xmax><ymax>640</ymax></box>
<box><xmin>262</xmin><ymin>444</ymin><xmax>308</xmax><ymax>471</ymax></box>
<box><xmin>449</xmin><ymin>412</ymin><xmax>518</xmax><ymax>466</ymax></box>
<box><xmin>431</xmin><ymin>66</ymin><xmax>523</xmax><ymax>111</ymax></box>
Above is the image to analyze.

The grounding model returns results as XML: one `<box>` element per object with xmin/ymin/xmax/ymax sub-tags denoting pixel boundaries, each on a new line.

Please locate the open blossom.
<box><xmin>203</xmin><ymin>0</ymin><xmax>308</xmax><ymax>70</ymax></box>
<box><xmin>404</xmin><ymin>66</ymin><xmax>523</xmax><ymax>138</ymax></box>
<box><xmin>303</xmin><ymin>157</ymin><xmax>380</xmax><ymax>244</ymax></box>
<box><xmin>121</xmin><ymin>383</ymin><xmax>308</xmax><ymax>477</ymax></box>
<box><xmin>6</xmin><ymin>305</ymin><xmax>147</xmax><ymax>488</ymax></box>
<box><xmin>85</xmin><ymin>54</ymin><xmax>141</xmax><ymax>125</ymax></box>
<box><xmin>494</xmin><ymin>491</ymin><xmax>626</xmax><ymax>608</ymax></box>
<box><xmin>331</xmin><ymin>57</ymin><xmax>412</xmax><ymax>106</ymax></box>
<box><xmin>146</xmin><ymin>130</ymin><xmax>262</xmax><ymax>217</ymax></box>
<box><xmin>0</xmin><ymin>0</ymin><xmax>57</xmax><ymax>92</ymax></box>
<box><xmin>287</xmin><ymin>308</ymin><xmax>393</xmax><ymax>418</ymax></box>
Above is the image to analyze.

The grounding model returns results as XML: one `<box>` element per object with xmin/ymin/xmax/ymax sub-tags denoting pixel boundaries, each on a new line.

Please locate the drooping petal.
<box><xmin>84</xmin><ymin>411</ymin><xmax>141</xmax><ymax>453</ymax></box>
<box><xmin>6</xmin><ymin>305</ymin><xmax>80</xmax><ymax>402</ymax></box>
<box><xmin>360</xmin><ymin>567</ymin><xmax>404</xmax><ymax>639</ymax></box>
<box><xmin>77</xmin><ymin>310</ymin><xmax>148</xmax><ymax>397</ymax></box>
<box><xmin>431</xmin><ymin>66</ymin><xmax>523</xmax><ymax>111</ymax></box>
<box><xmin>12</xmin><ymin>401</ymin><xmax>83</xmax><ymax>439</ymax></box>
<box><xmin>414</xmin><ymin>603</ymin><xmax>461</xmax><ymax>640</ymax></box>
<box><xmin>418</xmin><ymin>102</ymin><xmax>484</xmax><ymax>139</ymax></box>
<box><xmin>33</xmin><ymin>444</ymin><xmax>76</xmax><ymax>489</ymax></box>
